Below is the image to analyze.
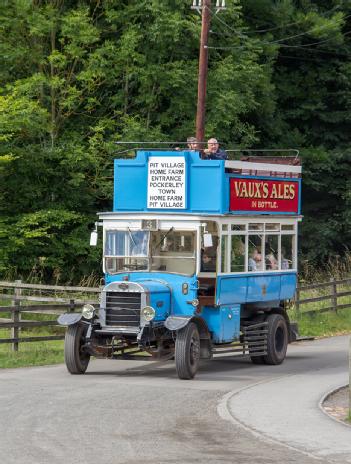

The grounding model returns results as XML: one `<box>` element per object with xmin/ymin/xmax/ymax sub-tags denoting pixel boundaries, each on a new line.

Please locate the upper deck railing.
<box><xmin>225</xmin><ymin>150</ymin><xmax>301</xmax><ymax>179</ymax></box>
<box><xmin>113</xmin><ymin>144</ymin><xmax>302</xmax><ymax>179</ymax></box>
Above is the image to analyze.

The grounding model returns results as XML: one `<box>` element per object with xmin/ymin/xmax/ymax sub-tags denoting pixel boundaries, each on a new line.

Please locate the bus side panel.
<box><xmin>216</xmin><ymin>272</ymin><xmax>296</xmax><ymax>305</ymax></box>
<box><xmin>216</xmin><ymin>275</ymin><xmax>248</xmax><ymax>304</ymax></box>
<box><xmin>114</xmin><ymin>156</ymin><xmax>147</xmax><ymax>211</ymax></box>
<box><xmin>280</xmin><ymin>273</ymin><xmax>297</xmax><ymax>300</ymax></box>
<box><xmin>246</xmin><ymin>274</ymin><xmax>281</xmax><ymax>302</ymax></box>
<box><xmin>201</xmin><ymin>304</ymin><xmax>240</xmax><ymax>343</ymax></box>
<box><xmin>190</xmin><ymin>160</ymin><xmax>225</xmax><ymax>213</ymax></box>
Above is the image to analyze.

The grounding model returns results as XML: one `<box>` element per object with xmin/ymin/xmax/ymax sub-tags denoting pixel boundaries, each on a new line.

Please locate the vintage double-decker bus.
<box><xmin>59</xmin><ymin>148</ymin><xmax>301</xmax><ymax>379</ymax></box>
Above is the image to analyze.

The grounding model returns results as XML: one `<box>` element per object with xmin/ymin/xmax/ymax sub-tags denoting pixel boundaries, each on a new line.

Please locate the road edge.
<box><xmin>319</xmin><ymin>383</ymin><xmax>351</xmax><ymax>428</ymax></box>
<box><xmin>217</xmin><ymin>375</ymin><xmax>324</xmax><ymax>461</ymax></box>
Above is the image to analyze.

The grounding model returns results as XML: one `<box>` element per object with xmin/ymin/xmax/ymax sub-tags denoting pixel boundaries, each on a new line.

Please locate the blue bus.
<box><xmin>59</xmin><ymin>149</ymin><xmax>302</xmax><ymax>379</ymax></box>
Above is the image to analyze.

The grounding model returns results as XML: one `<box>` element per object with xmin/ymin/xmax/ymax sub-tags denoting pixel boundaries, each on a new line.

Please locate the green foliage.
<box><xmin>0</xmin><ymin>0</ymin><xmax>350</xmax><ymax>281</ymax></box>
<box><xmin>0</xmin><ymin>209</ymin><xmax>101</xmax><ymax>282</ymax></box>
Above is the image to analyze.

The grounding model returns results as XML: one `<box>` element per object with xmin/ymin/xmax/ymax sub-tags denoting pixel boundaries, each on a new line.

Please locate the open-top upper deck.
<box><xmin>113</xmin><ymin>150</ymin><xmax>301</xmax><ymax>215</ymax></box>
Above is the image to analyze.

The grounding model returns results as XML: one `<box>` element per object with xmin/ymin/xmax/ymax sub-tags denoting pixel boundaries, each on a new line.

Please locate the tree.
<box><xmin>1</xmin><ymin>0</ymin><xmax>350</xmax><ymax>281</ymax></box>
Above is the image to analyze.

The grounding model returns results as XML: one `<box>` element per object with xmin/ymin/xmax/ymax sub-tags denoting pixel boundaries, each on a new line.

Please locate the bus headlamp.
<box><xmin>82</xmin><ymin>304</ymin><xmax>95</xmax><ymax>320</ymax></box>
<box><xmin>141</xmin><ymin>306</ymin><xmax>156</xmax><ymax>322</ymax></box>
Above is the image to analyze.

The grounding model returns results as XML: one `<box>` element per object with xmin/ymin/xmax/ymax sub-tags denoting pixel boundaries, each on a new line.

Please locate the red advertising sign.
<box><xmin>230</xmin><ymin>178</ymin><xmax>299</xmax><ymax>213</ymax></box>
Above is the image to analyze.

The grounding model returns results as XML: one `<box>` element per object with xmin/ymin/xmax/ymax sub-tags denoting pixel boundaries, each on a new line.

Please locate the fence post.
<box><xmin>11</xmin><ymin>279</ymin><xmax>22</xmax><ymax>352</ymax></box>
<box><xmin>330</xmin><ymin>277</ymin><xmax>337</xmax><ymax>313</ymax></box>
<box><xmin>349</xmin><ymin>336</ymin><xmax>351</xmax><ymax>421</ymax></box>
<box><xmin>295</xmin><ymin>286</ymin><xmax>300</xmax><ymax>314</ymax></box>
<box><xmin>69</xmin><ymin>299</ymin><xmax>75</xmax><ymax>312</ymax></box>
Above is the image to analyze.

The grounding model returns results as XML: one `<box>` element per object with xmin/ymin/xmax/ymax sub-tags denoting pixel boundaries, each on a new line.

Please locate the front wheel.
<box><xmin>64</xmin><ymin>323</ymin><xmax>90</xmax><ymax>374</ymax></box>
<box><xmin>175</xmin><ymin>322</ymin><xmax>200</xmax><ymax>380</ymax></box>
<box><xmin>264</xmin><ymin>313</ymin><xmax>288</xmax><ymax>365</ymax></box>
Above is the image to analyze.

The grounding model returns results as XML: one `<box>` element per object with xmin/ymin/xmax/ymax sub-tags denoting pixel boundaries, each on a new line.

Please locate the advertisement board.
<box><xmin>229</xmin><ymin>177</ymin><xmax>299</xmax><ymax>213</ymax></box>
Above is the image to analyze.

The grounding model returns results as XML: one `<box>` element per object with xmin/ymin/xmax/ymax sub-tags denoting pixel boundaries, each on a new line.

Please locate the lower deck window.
<box><xmin>281</xmin><ymin>235</ymin><xmax>294</xmax><ymax>270</ymax></box>
<box><xmin>221</xmin><ymin>222</ymin><xmax>296</xmax><ymax>273</ymax></box>
<box><xmin>248</xmin><ymin>235</ymin><xmax>263</xmax><ymax>271</ymax></box>
<box><xmin>231</xmin><ymin>236</ymin><xmax>245</xmax><ymax>272</ymax></box>
<box><xmin>265</xmin><ymin>235</ymin><xmax>279</xmax><ymax>270</ymax></box>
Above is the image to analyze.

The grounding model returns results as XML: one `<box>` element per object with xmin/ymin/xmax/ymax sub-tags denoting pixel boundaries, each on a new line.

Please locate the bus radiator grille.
<box><xmin>105</xmin><ymin>292</ymin><xmax>141</xmax><ymax>327</ymax></box>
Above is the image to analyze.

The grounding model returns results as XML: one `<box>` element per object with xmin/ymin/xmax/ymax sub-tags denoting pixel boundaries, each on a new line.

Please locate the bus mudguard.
<box><xmin>57</xmin><ymin>313</ymin><xmax>83</xmax><ymax>326</ymax></box>
<box><xmin>164</xmin><ymin>315</ymin><xmax>192</xmax><ymax>331</ymax></box>
<box><xmin>165</xmin><ymin>315</ymin><xmax>210</xmax><ymax>338</ymax></box>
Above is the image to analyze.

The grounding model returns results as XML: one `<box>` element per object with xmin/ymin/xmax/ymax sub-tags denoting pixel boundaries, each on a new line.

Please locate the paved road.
<box><xmin>0</xmin><ymin>335</ymin><xmax>349</xmax><ymax>464</ymax></box>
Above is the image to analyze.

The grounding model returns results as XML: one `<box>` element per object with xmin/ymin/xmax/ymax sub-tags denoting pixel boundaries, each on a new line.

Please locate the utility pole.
<box><xmin>192</xmin><ymin>1</ymin><xmax>226</xmax><ymax>146</ymax></box>
<box><xmin>195</xmin><ymin>0</ymin><xmax>211</xmax><ymax>146</ymax></box>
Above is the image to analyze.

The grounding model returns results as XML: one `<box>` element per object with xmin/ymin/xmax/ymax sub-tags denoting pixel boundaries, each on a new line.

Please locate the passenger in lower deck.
<box><xmin>201</xmin><ymin>252</ymin><xmax>216</xmax><ymax>272</ymax></box>
<box><xmin>248</xmin><ymin>248</ymin><xmax>262</xmax><ymax>272</ymax></box>
<box><xmin>265</xmin><ymin>251</ymin><xmax>278</xmax><ymax>270</ymax></box>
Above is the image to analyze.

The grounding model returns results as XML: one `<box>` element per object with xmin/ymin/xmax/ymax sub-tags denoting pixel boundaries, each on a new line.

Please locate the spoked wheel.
<box><xmin>175</xmin><ymin>322</ymin><xmax>200</xmax><ymax>380</ymax></box>
<box><xmin>264</xmin><ymin>313</ymin><xmax>288</xmax><ymax>365</ymax></box>
<box><xmin>64</xmin><ymin>323</ymin><xmax>90</xmax><ymax>374</ymax></box>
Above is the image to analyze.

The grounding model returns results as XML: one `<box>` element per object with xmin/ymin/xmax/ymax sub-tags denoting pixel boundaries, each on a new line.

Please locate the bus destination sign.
<box><xmin>229</xmin><ymin>177</ymin><xmax>299</xmax><ymax>213</ymax></box>
<box><xmin>147</xmin><ymin>156</ymin><xmax>186</xmax><ymax>209</ymax></box>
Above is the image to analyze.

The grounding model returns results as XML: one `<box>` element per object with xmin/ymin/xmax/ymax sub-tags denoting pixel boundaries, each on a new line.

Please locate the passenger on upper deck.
<box><xmin>203</xmin><ymin>138</ymin><xmax>228</xmax><ymax>160</ymax></box>
<box><xmin>187</xmin><ymin>136</ymin><xmax>198</xmax><ymax>150</ymax></box>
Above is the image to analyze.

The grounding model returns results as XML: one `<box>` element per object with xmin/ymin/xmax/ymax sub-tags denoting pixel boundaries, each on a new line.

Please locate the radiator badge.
<box><xmin>118</xmin><ymin>283</ymin><xmax>129</xmax><ymax>290</ymax></box>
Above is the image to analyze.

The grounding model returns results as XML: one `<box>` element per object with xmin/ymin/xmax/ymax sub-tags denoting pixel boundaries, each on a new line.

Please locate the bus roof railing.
<box><xmin>113</xmin><ymin>142</ymin><xmax>300</xmax><ymax>161</ymax></box>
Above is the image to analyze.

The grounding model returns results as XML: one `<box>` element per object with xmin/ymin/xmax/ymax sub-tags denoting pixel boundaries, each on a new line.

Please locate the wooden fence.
<box><xmin>295</xmin><ymin>277</ymin><xmax>351</xmax><ymax>315</ymax></box>
<box><xmin>0</xmin><ymin>280</ymin><xmax>99</xmax><ymax>351</ymax></box>
<box><xmin>0</xmin><ymin>277</ymin><xmax>350</xmax><ymax>351</ymax></box>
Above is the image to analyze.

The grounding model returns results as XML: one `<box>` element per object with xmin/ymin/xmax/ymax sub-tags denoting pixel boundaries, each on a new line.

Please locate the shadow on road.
<box><xmin>82</xmin><ymin>345</ymin><xmax>344</xmax><ymax>382</ymax></box>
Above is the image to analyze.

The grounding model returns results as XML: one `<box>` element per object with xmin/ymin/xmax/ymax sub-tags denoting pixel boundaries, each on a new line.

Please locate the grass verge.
<box><xmin>0</xmin><ymin>313</ymin><xmax>65</xmax><ymax>368</ymax></box>
<box><xmin>0</xmin><ymin>336</ymin><xmax>64</xmax><ymax>368</ymax></box>
<box><xmin>288</xmin><ymin>307</ymin><xmax>351</xmax><ymax>338</ymax></box>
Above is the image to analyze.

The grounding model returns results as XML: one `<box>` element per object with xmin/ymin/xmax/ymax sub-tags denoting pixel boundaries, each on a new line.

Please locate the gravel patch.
<box><xmin>323</xmin><ymin>385</ymin><xmax>350</xmax><ymax>426</ymax></box>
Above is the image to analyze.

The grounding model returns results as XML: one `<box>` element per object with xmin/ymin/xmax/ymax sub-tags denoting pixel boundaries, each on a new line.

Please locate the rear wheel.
<box><xmin>264</xmin><ymin>313</ymin><xmax>288</xmax><ymax>365</ymax></box>
<box><xmin>175</xmin><ymin>322</ymin><xmax>200</xmax><ymax>380</ymax></box>
<box><xmin>64</xmin><ymin>323</ymin><xmax>90</xmax><ymax>374</ymax></box>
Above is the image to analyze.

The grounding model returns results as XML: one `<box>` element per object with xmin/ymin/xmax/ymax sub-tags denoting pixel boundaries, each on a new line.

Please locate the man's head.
<box><xmin>187</xmin><ymin>136</ymin><xmax>198</xmax><ymax>150</ymax></box>
<box><xmin>252</xmin><ymin>248</ymin><xmax>261</xmax><ymax>260</ymax></box>
<box><xmin>207</xmin><ymin>138</ymin><xmax>219</xmax><ymax>154</ymax></box>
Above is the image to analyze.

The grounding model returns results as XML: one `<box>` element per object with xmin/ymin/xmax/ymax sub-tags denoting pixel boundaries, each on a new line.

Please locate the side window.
<box><xmin>219</xmin><ymin>222</ymin><xmax>296</xmax><ymax>274</ymax></box>
<box><xmin>265</xmin><ymin>235</ymin><xmax>279</xmax><ymax>270</ymax></box>
<box><xmin>231</xmin><ymin>236</ymin><xmax>245</xmax><ymax>272</ymax></box>
<box><xmin>201</xmin><ymin>221</ymin><xmax>219</xmax><ymax>272</ymax></box>
<box><xmin>281</xmin><ymin>234</ymin><xmax>294</xmax><ymax>269</ymax></box>
<box><xmin>221</xmin><ymin>235</ymin><xmax>229</xmax><ymax>273</ymax></box>
<box><xmin>248</xmin><ymin>235</ymin><xmax>263</xmax><ymax>271</ymax></box>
